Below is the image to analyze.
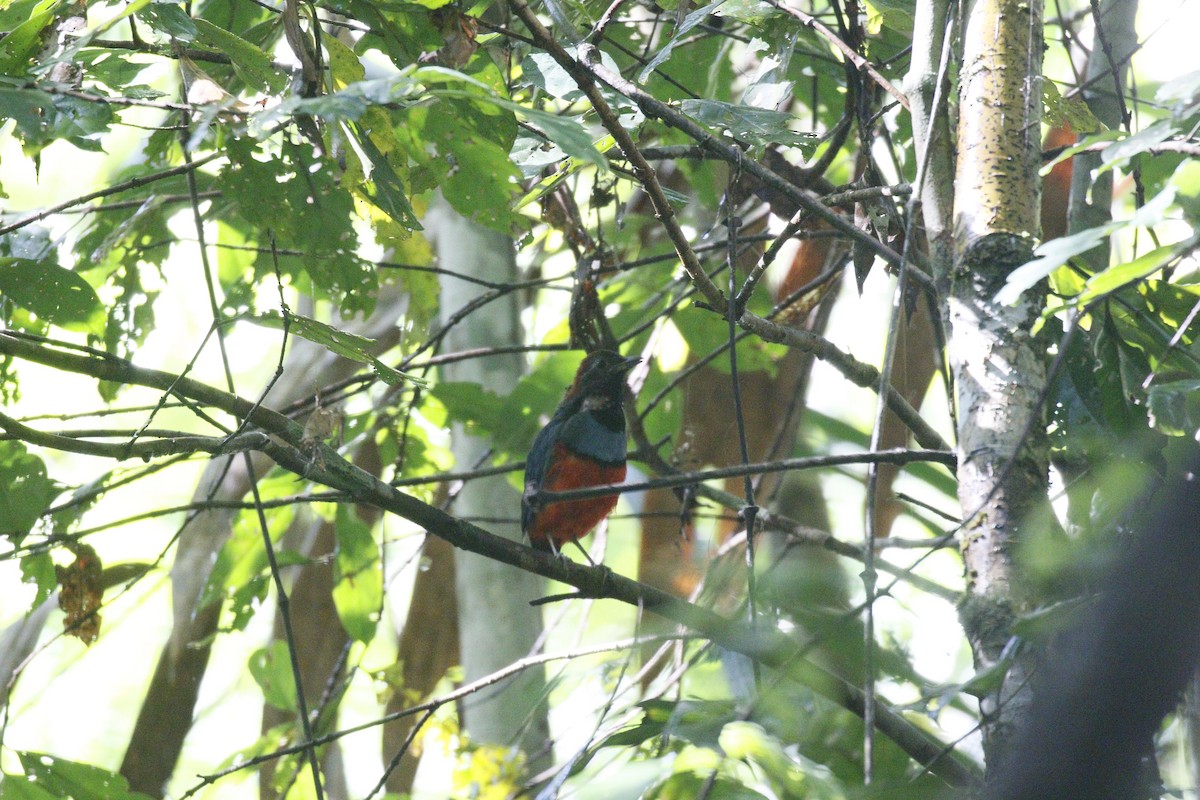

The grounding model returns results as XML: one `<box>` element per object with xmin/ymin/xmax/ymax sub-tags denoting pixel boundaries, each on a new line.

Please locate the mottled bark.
<box><xmin>950</xmin><ymin>0</ymin><xmax>1052</xmax><ymax>770</ymax></box>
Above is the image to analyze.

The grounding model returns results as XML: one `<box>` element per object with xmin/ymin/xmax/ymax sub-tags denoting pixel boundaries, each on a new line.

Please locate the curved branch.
<box><xmin>0</xmin><ymin>412</ymin><xmax>269</xmax><ymax>460</ymax></box>
<box><xmin>0</xmin><ymin>332</ymin><xmax>977</xmax><ymax>787</ymax></box>
<box><xmin>764</xmin><ymin>0</ymin><xmax>910</xmax><ymax>110</ymax></box>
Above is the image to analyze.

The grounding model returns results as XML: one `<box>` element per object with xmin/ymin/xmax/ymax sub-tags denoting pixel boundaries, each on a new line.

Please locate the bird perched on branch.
<box><xmin>522</xmin><ymin>351</ymin><xmax>638</xmax><ymax>556</ymax></box>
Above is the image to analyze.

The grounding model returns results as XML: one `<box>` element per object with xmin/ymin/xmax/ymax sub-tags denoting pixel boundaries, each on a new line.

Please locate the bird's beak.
<box><xmin>619</xmin><ymin>356</ymin><xmax>641</xmax><ymax>372</ymax></box>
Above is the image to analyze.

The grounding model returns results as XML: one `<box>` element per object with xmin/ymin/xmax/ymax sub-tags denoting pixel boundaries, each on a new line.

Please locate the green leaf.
<box><xmin>347</xmin><ymin>120</ymin><xmax>423</xmax><ymax>230</ymax></box>
<box><xmin>250</xmin><ymin>74</ymin><xmax>423</xmax><ymax>133</ymax></box>
<box><xmin>1072</xmin><ymin>239</ymin><xmax>1196</xmax><ymax>308</ymax></box>
<box><xmin>193</xmin><ymin>17</ymin><xmax>285</xmax><ymax>92</ymax></box>
<box><xmin>242</xmin><ymin>311</ymin><xmax>426</xmax><ymax>387</ymax></box>
<box><xmin>137</xmin><ymin>1</ymin><xmax>197</xmax><ymax>40</ymax></box>
<box><xmin>1001</xmin><ymin>186</ymin><xmax>1178</xmax><ymax>306</ymax></box>
<box><xmin>198</xmin><ymin>490</ymin><xmax>296</xmax><ymax>627</ymax></box>
<box><xmin>250</xmin><ymin>641</ymin><xmax>300</xmax><ymax>711</ymax></box>
<box><xmin>0</xmin><ymin>774</ymin><xmax>59</xmax><ymax>799</ymax></box>
<box><xmin>639</xmin><ymin>0</ymin><xmax>726</xmax><ymax>82</ymax></box>
<box><xmin>15</xmin><ymin>752</ymin><xmax>153</xmax><ymax>800</ymax></box>
<box><xmin>665</xmin><ymin>699</ymin><xmax>737</xmax><ymax>748</ymax></box>
<box><xmin>713</xmin><ymin>0</ymin><xmax>777</xmax><ymax>24</ymax></box>
<box><xmin>1158</xmin><ymin>69</ymin><xmax>1200</xmax><ymax>118</ymax></box>
<box><xmin>430</xmin><ymin>381</ymin><xmax>508</xmax><ymax>437</ymax></box>
<box><xmin>1098</xmin><ymin>120</ymin><xmax>1172</xmax><ymax>173</ymax></box>
<box><xmin>325</xmin><ymin>30</ymin><xmax>365</xmax><ymax>87</ymax></box>
<box><xmin>221</xmin><ymin>137</ymin><xmax>375</xmax><ymax>315</ymax></box>
<box><xmin>0</xmin><ymin>89</ymin><xmax>115</xmax><ymax>157</ymax></box>
<box><xmin>0</xmin><ymin>441</ymin><xmax>55</xmax><ymax>540</ymax></box>
<box><xmin>441</xmin><ymin>134</ymin><xmax>525</xmax><ymax>230</ymax></box>
<box><xmin>512</xmin><ymin>105</ymin><xmax>607</xmax><ymax>169</ymax></box>
<box><xmin>678</xmin><ymin>99</ymin><xmax>817</xmax><ymax>150</ymax></box>
<box><xmin>1147</xmin><ymin>379</ymin><xmax>1200</xmax><ymax>438</ymax></box>
<box><xmin>1042</xmin><ymin>81</ymin><xmax>1102</xmax><ymax>135</ymax></box>
<box><xmin>434</xmin><ymin>86</ymin><xmax>607</xmax><ymax>171</ymax></box>
<box><xmin>522</xmin><ymin>51</ymin><xmax>587</xmax><ymax>101</ymax></box>
<box><xmin>0</xmin><ymin>0</ymin><xmax>59</xmax><ymax>74</ymax></box>
<box><xmin>719</xmin><ymin>722</ymin><xmax>805</xmax><ymax>797</ymax></box>
<box><xmin>401</xmin><ymin>96</ymin><xmax>525</xmax><ymax>232</ymax></box>
<box><xmin>0</xmin><ymin>258</ymin><xmax>104</xmax><ymax>332</ymax></box>
<box><xmin>865</xmin><ymin>0</ymin><xmax>914</xmax><ymax>34</ymax></box>
<box><xmin>20</xmin><ymin>552</ymin><xmax>56</xmax><ymax>609</ymax></box>
<box><xmin>332</xmin><ymin>504</ymin><xmax>382</xmax><ymax>642</ymax></box>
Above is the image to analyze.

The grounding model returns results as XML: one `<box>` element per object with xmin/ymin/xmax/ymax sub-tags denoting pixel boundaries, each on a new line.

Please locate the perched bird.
<box><xmin>522</xmin><ymin>351</ymin><xmax>638</xmax><ymax>555</ymax></box>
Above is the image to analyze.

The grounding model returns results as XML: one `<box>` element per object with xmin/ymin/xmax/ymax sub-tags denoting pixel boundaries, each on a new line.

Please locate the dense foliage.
<box><xmin>1</xmin><ymin>0</ymin><xmax>1198</xmax><ymax>797</ymax></box>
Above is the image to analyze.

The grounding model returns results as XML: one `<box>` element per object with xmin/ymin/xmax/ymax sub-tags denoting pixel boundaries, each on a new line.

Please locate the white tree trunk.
<box><xmin>429</xmin><ymin>199</ymin><xmax>551</xmax><ymax>764</ymax></box>
<box><xmin>950</xmin><ymin>0</ymin><xmax>1053</xmax><ymax>769</ymax></box>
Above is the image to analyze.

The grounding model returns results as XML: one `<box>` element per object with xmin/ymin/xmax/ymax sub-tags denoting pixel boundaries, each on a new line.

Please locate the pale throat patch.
<box><xmin>582</xmin><ymin>394</ymin><xmax>611</xmax><ymax>412</ymax></box>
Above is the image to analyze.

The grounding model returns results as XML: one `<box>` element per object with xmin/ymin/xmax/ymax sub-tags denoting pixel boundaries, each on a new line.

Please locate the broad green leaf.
<box><xmin>1100</xmin><ymin>120</ymin><xmax>1172</xmax><ymax>171</ymax></box>
<box><xmin>436</xmin><ymin>87</ymin><xmax>607</xmax><ymax>169</ymax></box>
<box><xmin>347</xmin><ymin>121</ymin><xmax>423</xmax><ymax>230</ymax></box>
<box><xmin>0</xmin><ymin>774</ymin><xmax>59</xmax><ymax>799</ymax></box>
<box><xmin>522</xmin><ymin>51</ymin><xmax>587</xmax><ymax>101</ymax></box>
<box><xmin>719</xmin><ymin>722</ymin><xmax>805</xmax><ymax>797</ymax></box>
<box><xmin>713</xmin><ymin>0</ymin><xmax>777</xmax><ymax>24</ymax></box>
<box><xmin>325</xmin><ymin>30</ymin><xmax>365</xmax><ymax>88</ymax></box>
<box><xmin>1147</xmin><ymin>379</ymin><xmax>1200</xmax><ymax>438</ymax></box>
<box><xmin>511</xmin><ymin>104</ymin><xmax>607</xmax><ymax>169</ymax></box>
<box><xmin>639</xmin><ymin>0</ymin><xmax>726</xmax><ymax>81</ymax></box>
<box><xmin>999</xmin><ymin>227</ymin><xmax>1106</xmax><ymax>305</ymax></box>
<box><xmin>401</xmin><ymin>95</ymin><xmax>525</xmax><ymax>231</ymax></box>
<box><xmin>511</xmin><ymin>132</ymin><xmax>567</xmax><ymax>176</ymax></box>
<box><xmin>1072</xmin><ymin>239</ymin><xmax>1196</xmax><ymax>308</ymax></box>
<box><xmin>15</xmin><ymin>753</ymin><xmax>152</xmax><ymax>800</ymax></box>
<box><xmin>332</xmin><ymin>504</ymin><xmax>382</xmax><ymax>642</ymax></box>
<box><xmin>249</xmin><ymin>641</ymin><xmax>300</xmax><ymax>711</ymax></box>
<box><xmin>441</xmin><ymin>134</ymin><xmax>525</xmax><ymax>229</ymax></box>
<box><xmin>1013</xmin><ymin>598</ymin><xmax>1087</xmax><ymax>640</ymax></box>
<box><xmin>665</xmin><ymin>699</ymin><xmax>737</xmax><ymax>748</ymax></box>
<box><xmin>198</xmin><ymin>487</ymin><xmax>296</xmax><ymax>626</ymax></box>
<box><xmin>430</xmin><ymin>381</ymin><xmax>508</xmax><ymax>439</ymax></box>
<box><xmin>20</xmin><ymin>552</ymin><xmax>56</xmax><ymax>610</ymax></box>
<box><xmin>1042</xmin><ymin>81</ymin><xmax>1102</xmax><ymax>135</ymax></box>
<box><xmin>250</xmin><ymin>74</ymin><xmax>423</xmax><ymax>133</ymax></box>
<box><xmin>91</xmin><ymin>0</ymin><xmax>156</xmax><ymax>36</ymax></box>
<box><xmin>221</xmin><ymin>137</ymin><xmax>374</xmax><ymax>314</ymax></box>
<box><xmin>193</xmin><ymin>17</ymin><xmax>285</xmax><ymax>92</ymax></box>
<box><xmin>864</xmin><ymin>0</ymin><xmax>914</xmax><ymax>33</ymax></box>
<box><xmin>0</xmin><ymin>89</ymin><xmax>115</xmax><ymax>157</ymax></box>
<box><xmin>1001</xmin><ymin>186</ymin><xmax>1177</xmax><ymax>306</ymax></box>
<box><xmin>0</xmin><ymin>0</ymin><xmax>58</xmax><ymax>74</ymax></box>
<box><xmin>0</xmin><ymin>441</ymin><xmax>55</xmax><ymax>540</ymax></box>
<box><xmin>1158</xmin><ymin>69</ymin><xmax>1200</xmax><ymax>117</ymax></box>
<box><xmin>652</xmin><ymin>765</ymin><xmax>770</xmax><ymax>800</ymax></box>
<box><xmin>137</xmin><ymin>1</ymin><xmax>197</xmax><ymax>40</ymax></box>
<box><xmin>0</xmin><ymin>258</ymin><xmax>103</xmax><ymax>332</ymax></box>
<box><xmin>961</xmin><ymin>654</ymin><xmax>1013</xmax><ymax>698</ymax></box>
<box><xmin>242</xmin><ymin>311</ymin><xmax>426</xmax><ymax>387</ymax></box>
<box><xmin>678</xmin><ymin>99</ymin><xmax>817</xmax><ymax>150</ymax></box>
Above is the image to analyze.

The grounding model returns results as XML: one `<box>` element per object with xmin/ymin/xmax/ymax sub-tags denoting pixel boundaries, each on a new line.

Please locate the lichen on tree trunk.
<box><xmin>949</xmin><ymin>0</ymin><xmax>1054</xmax><ymax>771</ymax></box>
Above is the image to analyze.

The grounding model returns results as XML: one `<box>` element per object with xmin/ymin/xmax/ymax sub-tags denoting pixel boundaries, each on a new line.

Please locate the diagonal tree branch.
<box><xmin>0</xmin><ymin>331</ymin><xmax>977</xmax><ymax>787</ymax></box>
